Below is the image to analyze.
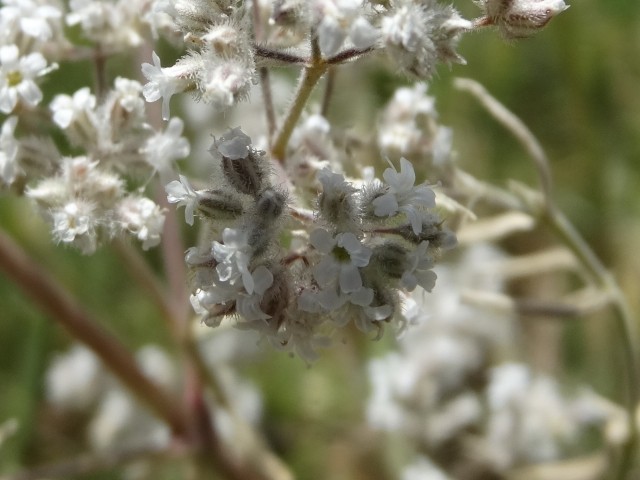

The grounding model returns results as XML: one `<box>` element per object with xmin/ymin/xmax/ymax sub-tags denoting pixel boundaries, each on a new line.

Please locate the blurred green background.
<box><xmin>1</xmin><ymin>0</ymin><xmax>640</xmax><ymax>478</ymax></box>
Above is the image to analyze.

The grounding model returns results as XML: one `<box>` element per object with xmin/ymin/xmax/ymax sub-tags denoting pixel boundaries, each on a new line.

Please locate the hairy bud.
<box><xmin>476</xmin><ymin>0</ymin><xmax>569</xmax><ymax>39</ymax></box>
<box><xmin>196</xmin><ymin>189</ymin><xmax>244</xmax><ymax>220</ymax></box>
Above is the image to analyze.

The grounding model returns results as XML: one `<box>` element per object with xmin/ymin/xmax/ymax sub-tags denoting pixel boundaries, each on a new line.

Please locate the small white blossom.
<box><xmin>215</xmin><ymin>127</ymin><xmax>252</xmax><ymax>160</ymax></box>
<box><xmin>142</xmin><ymin>117</ymin><xmax>190</xmax><ymax>178</ymax></box>
<box><xmin>235</xmin><ymin>265</ymin><xmax>274</xmax><ymax>321</ymax></box>
<box><xmin>199</xmin><ymin>58</ymin><xmax>255</xmax><ymax>110</ymax></box>
<box><xmin>0</xmin><ymin>0</ymin><xmax>63</xmax><ymax>41</ymax></box>
<box><xmin>50</xmin><ymin>87</ymin><xmax>96</xmax><ymax>129</ymax></box>
<box><xmin>46</xmin><ymin>344</ymin><xmax>103</xmax><ymax>410</ymax></box>
<box><xmin>372</xmin><ymin>158</ymin><xmax>436</xmax><ymax>234</ymax></box>
<box><xmin>51</xmin><ymin>200</ymin><xmax>99</xmax><ymax>254</ymax></box>
<box><xmin>0</xmin><ymin>116</ymin><xmax>19</xmax><ymax>185</ymax></box>
<box><xmin>401</xmin><ymin>241</ymin><xmax>437</xmax><ymax>292</ymax></box>
<box><xmin>165</xmin><ymin>175</ymin><xmax>198</xmax><ymax>225</ymax></box>
<box><xmin>310</xmin><ymin>228</ymin><xmax>372</xmax><ymax>294</ymax></box>
<box><xmin>0</xmin><ymin>45</ymin><xmax>52</xmax><ymax>113</ymax></box>
<box><xmin>311</xmin><ymin>0</ymin><xmax>378</xmax><ymax>57</ymax></box>
<box><xmin>117</xmin><ymin>197</ymin><xmax>165</xmax><ymax>250</ymax></box>
<box><xmin>142</xmin><ymin>51</ymin><xmax>193</xmax><ymax>120</ymax></box>
<box><xmin>212</xmin><ymin>227</ymin><xmax>254</xmax><ymax>293</ymax></box>
<box><xmin>113</xmin><ymin>76</ymin><xmax>144</xmax><ymax>113</ymax></box>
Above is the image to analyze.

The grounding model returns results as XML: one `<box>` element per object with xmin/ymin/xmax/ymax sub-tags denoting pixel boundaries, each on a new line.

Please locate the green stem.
<box><xmin>270</xmin><ymin>62</ymin><xmax>327</xmax><ymax>162</ymax></box>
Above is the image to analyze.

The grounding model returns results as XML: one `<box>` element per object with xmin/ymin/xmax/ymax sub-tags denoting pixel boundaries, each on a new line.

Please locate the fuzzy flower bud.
<box><xmin>475</xmin><ymin>0</ymin><xmax>569</xmax><ymax>39</ymax></box>
<box><xmin>214</xmin><ymin>128</ymin><xmax>267</xmax><ymax>197</ymax></box>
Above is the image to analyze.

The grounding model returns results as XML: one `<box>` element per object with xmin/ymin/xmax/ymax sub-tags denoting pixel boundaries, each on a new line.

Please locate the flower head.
<box><xmin>372</xmin><ymin>158</ymin><xmax>436</xmax><ymax>234</ymax></box>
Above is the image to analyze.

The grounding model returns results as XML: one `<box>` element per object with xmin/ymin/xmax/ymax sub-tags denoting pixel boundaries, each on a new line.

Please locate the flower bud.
<box><xmin>370</xmin><ymin>243</ymin><xmax>409</xmax><ymax>280</ymax></box>
<box><xmin>196</xmin><ymin>189</ymin><xmax>244</xmax><ymax>220</ymax></box>
<box><xmin>478</xmin><ymin>0</ymin><xmax>569</xmax><ymax>39</ymax></box>
<box><xmin>213</xmin><ymin>128</ymin><xmax>268</xmax><ymax>197</ymax></box>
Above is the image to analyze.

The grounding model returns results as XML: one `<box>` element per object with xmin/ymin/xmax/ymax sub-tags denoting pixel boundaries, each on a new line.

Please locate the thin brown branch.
<box><xmin>0</xmin><ymin>444</ymin><xmax>190</xmax><ymax>480</ymax></box>
<box><xmin>0</xmin><ymin>229</ymin><xmax>189</xmax><ymax>436</ymax></box>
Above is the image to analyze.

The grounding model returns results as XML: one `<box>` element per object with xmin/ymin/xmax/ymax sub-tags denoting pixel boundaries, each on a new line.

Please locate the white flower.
<box><xmin>372</xmin><ymin>158</ymin><xmax>436</xmax><ymax>234</ymax></box>
<box><xmin>0</xmin><ymin>0</ymin><xmax>63</xmax><ymax>41</ymax></box>
<box><xmin>215</xmin><ymin>127</ymin><xmax>251</xmax><ymax>159</ymax></box>
<box><xmin>46</xmin><ymin>344</ymin><xmax>103</xmax><ymax>410</ymax></box>
<box><xmin>117</xmin><ymin>197</ymin><xmax>165</xmax><ymax>250</ymax></box>
<box><xmin>51</xmin><ymin>200</ymin><xmax>99</xmax><ymax>254</ymax></box>
<box><xmin>235</xmin><ymin>265</ymin><xmax>274</xmax><ymax>320</ymax></box>
<box><xmin>141</xmin><ymin>51</ymin><xmax>192</xmax><ymax>120</ymax></box>
<box><xmin>401</xmin><ymin>241</ymin><xmax>437</xmax><ymax>292</ymax></box>
<box><xmin>165</xmin><ymin>175</ymin><xmax>198</xmax><ymax>225</ymax></box>
<box><xmin>0</xmin><ymin>116</ymin><xmax>19</xmax><ymax>185</ymax></box>
<box><xmin>0</xmin><ymin>45</ymin><xmax>51</xmax><ymax>113</ymax></box>
<box><xmin>113</xmin><ymin>76</ymin><xmax>144</xmax><ymax>113</ymax></box>
<box><xmin>310</xmin><ymin>228</ymin><xmax>371</xmax><ymax>293</ymax></box>
<box><xmin>401</xmin><ymin>456</ymin><xmax>451</xmax><ymax>480</ymax></box>
<box><xmin>312</xmin><ymin>0</ymin><xmax>378</xmax><ymax>56</ymax></box>
<box><xmin>212</xmin><ymin>228</ymin><xmax>254</xmax><ymax>293</ymax></box>
<box><xmin>50</xmin><ymin>87</ymin><xmax>96</xmax><ymax>129</ymax></box>
<box><xmin>143</xmin><ymin>117</ymin><xmax>190</xmax><ymax>178</ymax></box>
<box><xmin>199</xmin><ymin>58</ymin><xmax>254</xmax><ymax>110</ymax></box>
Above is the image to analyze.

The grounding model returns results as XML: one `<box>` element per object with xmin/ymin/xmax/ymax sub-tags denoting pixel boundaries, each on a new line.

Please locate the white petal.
<box><xmin>339</xmin><ymin>264</ymin><xmax>362</xmax><ymax>293</ymax></box>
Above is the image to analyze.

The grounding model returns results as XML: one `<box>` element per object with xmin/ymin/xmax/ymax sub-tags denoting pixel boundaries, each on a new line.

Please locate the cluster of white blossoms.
<box><xmin>367</xmin><ymin>245</ymin><xmax>626</xmax><ymax>477</ymax></box>
<box><xmin>24</xmin><ymin>78</ymin><xmax>190</xmax><ymax>253</ymax></box>
<box><xmin>45</xmin><ymin>339</ymin><xmax>262</xmax><ymax>456</ymax></box>
<box><xmin>0</xmin><ymin>0</ymin><xmax>570</xmax><ymax>352</ymax></box>
<box><xmin>167</xmin><ymin>125</ymin><xmax>455</xmax><ymax>359</ymax></box>
<box><xmin>0</xmin><ymin>0</ymin><xmax>192</xmax><ymax>253</ymax></box>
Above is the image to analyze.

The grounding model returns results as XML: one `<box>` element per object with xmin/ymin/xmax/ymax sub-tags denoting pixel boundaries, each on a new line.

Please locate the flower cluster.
<box><xmin>367</xmin><ymin>245</ymin><xmax>625</xmax><ymax>477</ymax></box>
<box><xmin>168</xmin><ymin>124</ymin><xmax>454</xmax><ymax>360</ymax></box>
<box><xmin>141</xmin><ymin>1</ymin><xmax>256</xmax><ymax>120</ymax></box>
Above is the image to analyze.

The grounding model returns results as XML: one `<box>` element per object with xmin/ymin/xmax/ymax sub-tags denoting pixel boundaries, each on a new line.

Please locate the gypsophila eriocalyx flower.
<box><xmin>142</xmin><ymin>117</ymin><xmax>190</xmax><ymax>179</ymax></box>
<box><xmin>0</xmin><ymin>45</ymin><xmax>53</xmax><ymax>113</ymax></box>
<box><xmin>372</xmin><ymin>158</ymin><xmax>436</xmax><ymax>234</ymax></box>
<box><xmin>50</xmin><ymin>87</ymin><xmax>96</xmax><ymax>129</ymax></box>
<box><xmin>142</xmin><ymin>51</ymin><xmax>193</xmax><ymax>120</ymax></box>
<box><xmin>310</xmin><ymin>228</ymin><xmax>372</xmax><ymax>293</ymax></box>
<box><xmin>401</xmin><ymin>241</ymin><xmax>437</xmax><ymax>292</ymax></box>
<box><xmin>212</xmin><ymin>227</ymin><xmax>255</xmax><ymax>294</ymax></box>
<box><xmin>165</xmin><ymin>175</ymin><xmax>198</xmax><ymax>225</ymax></box>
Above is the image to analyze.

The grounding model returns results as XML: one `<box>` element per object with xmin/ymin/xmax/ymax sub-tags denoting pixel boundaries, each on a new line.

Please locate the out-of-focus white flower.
<box><xmin>381</xmin><ymin>1</ymin><xmax>470</xmax><ymax>78</ymax></box>
<box><xmin>311</xmin><ymin>0</ymin><xmax>378</xmax><ymax>56</ymax></box>
<box><xmin>165</xmin><ymin>174</ymin><xmax>198</xmax><ymax>225</ymax></box>
<box><xmin>199</xmin><ymin>57</ymin><xmax>255</xmax><ymax>110</ymax></box>
<box><xmin>372</xmin><ymin>158</ymin><xmax>436</xmax><ymax>234</ymax></box>
<box><xmin>142</xmin><ymin>51</ymin><xmax>193</xmax><ymax>120</ymax></box>
<box><xmin>113</xmin><ymin>76</ymin><xmax>144</xmax><ymax>113</ymax></box>
<box><xmin>50</xmin><ymin>87</ymin><xmax>96</xmax><ymax>129</ymax></box>
<box><xmin>142</xmin><ymin>117</ymin><xmax>190</xmax><ymax>178</ymax></box>
<box><xmin>46</xmin><ymin>344</ymin><xmax>103</xmax><ymax>410</ymax></box>
<box><xmin>401</xmin><ymin>241</ymin><xmax>437</xmax><ymax>292</ymax></box>
<box><xmin>0</xmin><ymin>116</ymin><xmax>19</xmax><ymax>185</ymax></box>
<box><xmin>116</xmin><ymin>196</ymin><xmax>165</xmax><ymax>250</ymax></box>
<box><xmin>51</xmin><ymin>200</ymin><xmax>99</xmax><ymax>254</ymax></box>
<box><xmin>0</xmin><ymin>0</ymin><xmax>63</xmax><ymax>41</ymax></box>
<box><xmin>0</xmin><ymin>45</ymin><xmax>53</xmax><ymax>113</ymax></box>
<box><xmin>401</xmin><ymin>456</ymin><xmax>451</xmax><ymax>480</ymax></box>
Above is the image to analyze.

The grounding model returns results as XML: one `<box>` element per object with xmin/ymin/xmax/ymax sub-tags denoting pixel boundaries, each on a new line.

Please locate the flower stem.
<box><xmin>0</xmin><ymin>229</ymin><xmax>189</xmax><ymax>437</ymax></box>
<box><xmin>270</xmin><ymin>61</ymin><xmax>327</xmax><ymax>162</ymax></box>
